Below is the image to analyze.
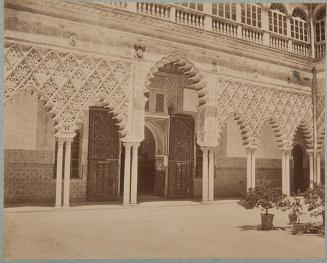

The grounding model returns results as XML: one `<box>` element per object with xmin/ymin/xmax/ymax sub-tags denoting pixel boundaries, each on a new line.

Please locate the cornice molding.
<box><xmin>5</xmin><ymin>0</ymin><xmax>315</xmax><ymax>71</ymax></box>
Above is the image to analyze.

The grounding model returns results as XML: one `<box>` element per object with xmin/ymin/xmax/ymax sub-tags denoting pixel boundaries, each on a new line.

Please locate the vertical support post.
<box><xmin>251</xmin><ymin>149</ymin><xmax>256</xmax><ymax>188</ymax></box>
<box><xmin>208</xmin><ymin>148</ymin><xmax>215</xmax><ymax>201</ymax></box>
<box><xmin>308</xmin><ymin>150</ymin><xmax>314</xmax><ymax>188</ymax></box>
<box><xmin>246</xmin><ymin>148</ymin><xmax>252</xmax><ymax>190</ymax></box>
<box><xmin>130</xmin><ymin>142</ymin><xmax>140</xmax><ymax>204</ymax></box>
<box><xmin>203</xmin><ymin>3</ymin><xmax>212</xmax><ymax>31</ymax></box>
<box><xmin>309</xmin><ymin>6</ymin><xmax>316</xmax><ymax>58</ymax></box>
<box><xmin>316</xmin><ymin>152</ymin><xmax>321</xmax><ymax>184</ymax></box>
<box><xmin>123</xmin><ymin>142</ymin><xmax>132</xmax><ymax>205</ymax></box>
<box><xmin>201</xmin><ymin>147</ymin><xmax>209</xmax><ymax>202</ymax></box>
<box><xmin>281</xmin><ymin>151</ymin><xmax>286</xmax><ymax>195</ymax></box>
<box><xmin>285</xmin><ymin>150</ymin><xmax>290</xmax><ymax>196</ymax></box>
<box><xmin>286</xmin><ymin>15</ymin><xmax>292</xmax><ymax>52</ymax></box>
<box><xmin>63</xmin><ymin>139</ymin><xmax>72</xmax><ymax>207</ymax></box>
<box><xmin>261</xmin><ymin>6</ymin><xmax>270</xmax><ymax>46</ymax></box>
<box><xmin>55</xmin><ymin>139</ymin><xmax>64</xmax><ymax>208</ymax></box>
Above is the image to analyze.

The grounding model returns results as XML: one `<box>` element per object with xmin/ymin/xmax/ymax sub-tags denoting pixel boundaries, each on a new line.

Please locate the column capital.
<box><xmin>245</xmin><ymin>146</ymin><xmax>257</xmax><ymax>152</ymax></box>
<box><xmin>281</xmin><ymin>149</ymin><xmax>292</xmax><ymax>155</ymax></box>
<box><xmin>123</xmin><ymin>142</ymin><xmax>133</xmax><ymax>149</ymax></box>
<box><xmin>131</xmin><ymin>142</ymin><xmax>141</xmax><ymax>149</ymax></box>
<box><xmin>56</xmin><ymin>138</ymin><xmax>65</xmax><ymax>145</ymax></box>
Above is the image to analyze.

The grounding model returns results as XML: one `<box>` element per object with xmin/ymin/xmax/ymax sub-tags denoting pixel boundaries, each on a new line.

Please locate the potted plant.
<box><xmin>303</xmin><ymin>183</ymin><xmax>325</xmax><ymax>226</ymax></box>
<box><xmin>238</xmin><ymin>184</ymin><xmax>286</xmax><ymax>230</ymax></box>
<box><xmin>283</xmin><ymin>197</ymin><xmax>307</xmax><ymax>234</ymax></box>
<box><xmin>279</xmin><ymin>196</ymin><xmax>305</xmax><ymax>224</ymax></box>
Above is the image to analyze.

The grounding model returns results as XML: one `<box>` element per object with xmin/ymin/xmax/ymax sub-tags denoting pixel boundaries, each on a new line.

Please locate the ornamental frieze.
<box><xmin>4</xmin><ymin>42</ymin><xmax>132</xmax><ymax>137</ymax></box>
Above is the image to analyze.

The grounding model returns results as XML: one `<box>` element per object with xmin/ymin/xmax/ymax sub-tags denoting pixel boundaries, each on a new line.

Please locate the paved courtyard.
<box><xmin>4</xmin><ymin>200</ymin><xmax>325</xmax><ymax>260</ymax></box>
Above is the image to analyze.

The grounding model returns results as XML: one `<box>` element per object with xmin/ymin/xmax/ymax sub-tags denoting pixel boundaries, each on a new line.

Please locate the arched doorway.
<box><xmin>293</xmin><ymin>144</ymin><xmax>307</xmax><ymax>194</ymax></box>
<box><xmin>138</xmin><ymin>127</ymin><xmax>156</xmax><ymax>196</ymax></box>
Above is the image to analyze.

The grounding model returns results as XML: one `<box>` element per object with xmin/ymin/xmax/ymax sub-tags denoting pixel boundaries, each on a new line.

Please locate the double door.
<box><xmin>168</xmin><ymin>114</ymin><xmax>194</xmax><ymax>198</ymax></box>
<box><xmin>87</xmin><ymin>107</ymin><xmax>120</xmax><ymax>201</ymax></box>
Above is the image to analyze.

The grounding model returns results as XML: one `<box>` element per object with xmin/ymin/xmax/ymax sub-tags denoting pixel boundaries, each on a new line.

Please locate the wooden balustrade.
<box><xmin>269</xmin><ymin>34</ymin><xmax>289</xmax><ymax>51</ymax></box>
<box><xmin>103</xmin><ymin>2</ymin><xmax>316</xmax><ymax>58</ymax></box>
<box><xmin>175</xmin><ymin>8</ymin><xmax>205</xmax><ymax>29</ymax></box>
<box><xmin>315</xmin><ymin>41</ymin><xmax>326</xmax><ymax>59</ymax></box>
<box><xmin>212</xmin><ymin>17</ymin><xmax>238</xmax><ymax>37</ymax></box>
<box><xmin>241</xmin><ymin>26</ymin><xmax>263</xmax><ymax>44</ymax></box>
<box><xmin>137</xmin><ymin>2</ymin><xmax>170</xmax><ymax>19</ymax></box>
<box><xmin>291</xmin><ymin>40</ymin><xmax>310</xmax><ymax>57</ymax></box>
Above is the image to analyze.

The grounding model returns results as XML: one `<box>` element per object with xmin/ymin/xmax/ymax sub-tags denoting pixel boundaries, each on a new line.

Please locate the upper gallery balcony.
<box><xmin>100</xmin><ymin>2</ymin><xmax>326</xmax><ymax>60</ymax></box>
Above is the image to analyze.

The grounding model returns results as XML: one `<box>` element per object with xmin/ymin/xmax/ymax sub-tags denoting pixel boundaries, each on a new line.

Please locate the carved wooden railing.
<box><xmin>241</xmin><ymin>26</ymin><xmax>264</xmax><ymax>44</ymax></box>
<box><xmin>269</xmin><ymin>34</ymin><xmax>289</xmax><ymax>52</ymax></box>
<box><xmin>315</xmin><ymin>41</ymin><xmax>326</xmax><ymax>59</ymax></box>
<box><xmin>292</xmin><ymin>40</ymin><xmax>311</xmax><ymax>57</ymax></box>
<box><xmin>212</xmin><ymin>17</ymin><xmax>238</xmax><ymax>38</ymax></box>
<box><xmin>103</xmin><ymin>2</ymin><xmax>323</xmax><ymax>58</ymax></box>
<box><xmin>175</xmin><ymin>7</ymin><xmax>205</xmax><ymax>29</ymax></box>
<box><xmin>137</xmin><ymin>2</ymin><xmax>170</xmax><ymax>19</ymax></box>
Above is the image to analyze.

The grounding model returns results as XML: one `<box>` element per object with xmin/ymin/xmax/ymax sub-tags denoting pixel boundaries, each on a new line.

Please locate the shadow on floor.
<box><xmin>237</xmin><ymin>225</ymin><xmax>289</xmax><ymax>231</ymax></box>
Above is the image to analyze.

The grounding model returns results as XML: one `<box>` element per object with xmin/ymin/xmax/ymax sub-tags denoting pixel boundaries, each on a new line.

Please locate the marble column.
<box><xmin>208</xmin><ymin>148</ymin><xmax>215</xmax><ymax>201</ymax></box>
<box><xmin>285</xmin><ymin>150</ymin><xmax>290</xmax><ymax>196</ymax></box>
<box><xmin>316</xmin><ymin>152</ymin><xmax>321</xmax><ymax>185</ymax></box>
<box><xmin>281</xmin><ymin>151</ymin><xmax>286</xmax><ymax>195</ymax></box>
<box><xmin>130</xmin><ymin>142</ymin><xmax>140</xmax><ymax>204</ymax></box>
<box><xmin>308</xmin><ymin>150</ymin><xmax>314</xmax><ymax>188</ymax></box>
<box><xmin>55</xmin><ymin>139</ymin><xmax>64</xmax><ymax>208</ymax></box>
<box><xmin>201</xmin><ymin>147</ymin><xmax>209</xmax><ymax>202</ymax></box>
<box><xmin>251</xmin><ymin>149</ymin><xmax>256</xmax><ymax>188</ymax></box>
<box><xmin>246</xmin><ymin>148</ymin><xmax>252</xmax><ymax>190</ymax></box>
<box><xmin>63</xmin><ymin>139</ymin><xmax>72</xmax><ymax>207</ymax></box>
<box><xmin>123</xmin><ymin>142</ymin><xmax>132</xmax><ymax>205</ymax></box>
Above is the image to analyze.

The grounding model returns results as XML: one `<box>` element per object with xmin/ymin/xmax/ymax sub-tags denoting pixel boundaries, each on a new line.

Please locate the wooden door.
<box><xmin>87</xmin><ymin>107</ymin><xmax>120</xmax><ymax>201</ymax></box>
<box><xmin>168</xmin><ymin>114</ymin><xmax>194</xmax><ymax>198</ymax></box>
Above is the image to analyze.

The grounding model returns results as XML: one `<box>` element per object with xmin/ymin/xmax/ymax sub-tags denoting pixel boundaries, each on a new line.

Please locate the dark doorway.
<box><xmin>87</xmin><ymin>107</ymin><xmax>120</xmax><ymax>201</ymax></box>
<box><xmin>293</xmin><ymin>144</ymin><xmax>308</xmax><ymax>194</ymax></box>
<box><xmin>138</xmin><ymin>127</ymin><xmax>156</xmax><ymax>195</ymax></box>
<box><xmin>168</xmin><ymin>114</ymin><xmax>194</xmax><ymax>198</ymax></box>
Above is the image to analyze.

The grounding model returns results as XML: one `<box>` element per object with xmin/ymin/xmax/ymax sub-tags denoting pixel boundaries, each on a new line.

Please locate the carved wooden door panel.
<box><xmin>168</xmin><ymin>114</ymin><xmax>194</xmax><ymax>198</ymax></box>
<box><xmin>87</xmin><ymin>107</ymin><xmax>120</xmax><ymax>201</ymax></box>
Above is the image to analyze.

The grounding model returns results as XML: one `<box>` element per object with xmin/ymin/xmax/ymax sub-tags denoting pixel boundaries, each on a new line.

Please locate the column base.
<box><xmin>201</xmin><ymin>200</ymin><xmax>215</xmax><ymax>204</ymax></box>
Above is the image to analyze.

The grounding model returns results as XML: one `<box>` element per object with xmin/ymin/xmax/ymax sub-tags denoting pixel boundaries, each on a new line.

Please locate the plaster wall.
<box><xmin>4</xmin><ymin>93</ymin><xmax>38</xmax><ymax>150</ymax></box>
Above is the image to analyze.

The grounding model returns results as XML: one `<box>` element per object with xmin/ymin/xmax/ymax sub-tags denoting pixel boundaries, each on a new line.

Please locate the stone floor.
<box><xmin>3</xmin><ymin>200</ymin><xmax>325</xmax><ymax>260</ymax></box>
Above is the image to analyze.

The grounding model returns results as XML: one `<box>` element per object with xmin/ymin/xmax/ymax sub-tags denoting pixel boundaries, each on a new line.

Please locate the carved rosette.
<box><xmin>4</xmin><ymin>42</ymin><xmax>132</xmax><ymax>138</ymax></box>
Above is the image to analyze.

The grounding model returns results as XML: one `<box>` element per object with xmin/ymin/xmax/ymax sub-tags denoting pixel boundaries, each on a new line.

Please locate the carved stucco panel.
<box><xmin>216</xmin><ymin>77</ymin><xmax>313</xmax><ymax>149</ymax></box>
<box><xmin>4</xmin><ymin>42</ymin><xmax>133</xmax><ymax>138</ymax></box>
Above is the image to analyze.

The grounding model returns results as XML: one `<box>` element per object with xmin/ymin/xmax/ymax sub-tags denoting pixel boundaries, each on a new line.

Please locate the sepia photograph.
<box><xmin>2</xmin><ymin>0</ymin><xmax>326</xmax><ymax>260</ymax></box>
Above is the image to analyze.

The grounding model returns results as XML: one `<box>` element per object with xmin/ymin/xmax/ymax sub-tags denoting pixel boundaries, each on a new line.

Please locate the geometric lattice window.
<box><xmin>241</xmin><ymin>3</ymin><xmax>262</xmax><ymax>28</ymax></box>
<box><xmin>269</xmin><ymin>3</ymin><xmax>287</xmax><ymax>35</ymax></box>
<box><xmin>315</xmin><ymin>8</ymin><xmax>326</xmax><ymax>42</ymax></box>
<box><xmin>291</xmin><ymin>8</ymin><xmax>308</xmax><ymax>42</ymax></box>
<box><xmin>212</xmin><ymin>3</ymin><xmax>236</xmax><ymax>21</ymax></box>
<box><xmin>155</xmin><ymin>93</ymin><xmax>165</xmax><ymax>113</ymax></box>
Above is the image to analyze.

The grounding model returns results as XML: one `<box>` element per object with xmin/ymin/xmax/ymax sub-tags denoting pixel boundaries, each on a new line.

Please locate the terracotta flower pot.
<box><xmin>292</xmin><ymin>223</ymin><xmax>308</xmax><ymax>235</ymax></box>
<box><xmin>288</xmin><ymin>213</ymin><xmax>297</xmax><ymax>224</ymax></box>
<box><xmin>261</xmin><ymin>213</ymin><xmax>274</xmax><ymax>230</ymax></box>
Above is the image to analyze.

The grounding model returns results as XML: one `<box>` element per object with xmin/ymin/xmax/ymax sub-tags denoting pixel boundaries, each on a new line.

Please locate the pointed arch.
<box><xmin>255</xmin><ymin>117</ymin><xmax>287</xmax><ymax>150</ymax></box>
<box><xmin>217</xmin><ymin>111</ymin><xmax>251</xmax><ymax>147</ymax></box>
